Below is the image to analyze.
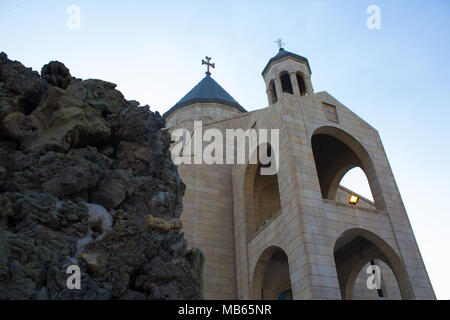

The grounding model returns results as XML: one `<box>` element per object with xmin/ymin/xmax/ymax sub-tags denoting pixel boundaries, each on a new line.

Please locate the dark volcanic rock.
<box><xmin>0</xmin><ymin>52</ymin><xmax>48</xmax><ymax>117</ymax></box>
<box><xmin>0</xmin><ymin>52</ymin><xmax>200</xmax><ymax>300</ymax></box>
<box><xmin>41</xmin><ymin>61</ymin><xmax>71</xmax><ymax>89</ymax></box>
<box><xmin>66</xmin><ymin>78</ymin><xmax>130</xmax><ymax>116</ymax></box>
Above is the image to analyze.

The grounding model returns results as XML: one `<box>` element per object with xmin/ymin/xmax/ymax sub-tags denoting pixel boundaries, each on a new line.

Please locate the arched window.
<box><xmin>280</xmin><ymin>72</ymin><xmax>293</xmax><ymax>94</ymax></box>
<box><xmin>270</xmin><ymin>80</ymin><xmax>278</xmax><ymax>103</ymax></box>
<box><xmin>296</xmin><ymin>73</ymin><xmax>307</xmax><ymax>96</ymax></box>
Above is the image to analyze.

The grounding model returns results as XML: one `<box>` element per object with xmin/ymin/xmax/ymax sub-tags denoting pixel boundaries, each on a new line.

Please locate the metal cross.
<box><xmin>275</xmin><ymin>38</ymin><xmax>285</xmax><ymax>50</ymax></box>
<box><xmin>202</xmin><ymin>56</ymin><xmax>215</xmax><ymax>76</ymax></box>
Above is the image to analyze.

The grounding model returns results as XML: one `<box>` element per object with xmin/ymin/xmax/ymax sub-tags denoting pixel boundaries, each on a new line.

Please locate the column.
<box><xmin>274</xmin><ymin>78</ymin><xmax>283</xmax><ymax>100</ymax></box>
<box><xmin>266</xmin><ymin>87</ymin><xmax>274</xmax><ymax>105</ymax></box>
<box><xmin>290</xmin><ymin>72</ymin><xmax>301</xmax><ymax>96</ymax></box>
<box><xmin>304</xmin><ymin>74</ymin><xmax>314</xmax><ymax>95</ymax></box>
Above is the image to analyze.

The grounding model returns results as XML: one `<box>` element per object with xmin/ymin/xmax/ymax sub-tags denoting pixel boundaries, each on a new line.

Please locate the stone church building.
<box><xmin>162</xmin><ymin>47</ymin><xmax>435</xmax><ymax>300</ymax></box>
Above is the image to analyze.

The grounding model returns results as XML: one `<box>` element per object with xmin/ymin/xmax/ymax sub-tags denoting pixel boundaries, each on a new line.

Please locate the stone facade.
<box><xmin>164</xmin><ymin>49</ymin><xmax>435</xmax><ymax>300</ymax></box>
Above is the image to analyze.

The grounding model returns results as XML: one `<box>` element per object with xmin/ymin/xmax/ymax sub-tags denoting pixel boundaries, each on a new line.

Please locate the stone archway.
<box><xmin>311</xmin><ymin>126</ymin><xmax>386</xmax><ymax>210</ymax></box>
<box><xmin>333</xmin><ymin>228</ymin><xmax>414</xmax><ymax>300</ymax></box>
<box><xmin>251</xmin><ymin>246</ymin><xmax>292</xmax><ymax>300</ymax></box>
<box><xmin>243</xmin><ymin>144</ymin><xmax>280</xmax><ymax>237</ymax></box>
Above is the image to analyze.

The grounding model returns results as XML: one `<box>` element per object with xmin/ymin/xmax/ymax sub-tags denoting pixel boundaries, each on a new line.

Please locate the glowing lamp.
<box><xmin>349</xmin><ymin>194</ymin><xmax>359</xmax><ymax>205</ymax></box>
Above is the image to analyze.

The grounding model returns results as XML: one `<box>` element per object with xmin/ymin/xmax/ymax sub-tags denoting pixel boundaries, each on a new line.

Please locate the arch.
<box><xmin>251</xmin><ymin>246</ymin><xmax>292</xmax><ymax>300</ymax></box>
<box><xmin>311</xmin><ymin>126</ymin><xmax>386</xmax><ymax>210</ymax></box>
<box><xmin>269</xmin><ymin>80</ymin><xmax>278</xmax><ymax>103</ymax></box>
<box><xmin>296</xmin><ymin>73</ymin><xmax>307</xmax><ymax>96</ymax></box>
<box><xmin>280</xmin><ymin>72</ymin><xmax>293</xmax><ymax>94</ymax></box>
<box><xmin>243</xmin><ymin>143</ymin><xmax>280</xmax><ymax>237</ymax></box>
<box><xmin>333</xmin><ymin>228</ymin><xmax>414</xmax><ymax>300</ymax></box>
<box><xmin>254</xmin><ymin>171</ymin><xmax>281</xmax><ymax>225</ymax></box>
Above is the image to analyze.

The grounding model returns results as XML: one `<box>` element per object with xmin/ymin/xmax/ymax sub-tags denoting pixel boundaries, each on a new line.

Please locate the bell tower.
<box><xmin>262</xmin><ymin>43</ymin><xmax>314</xmax><ymax>105</ymax></box>
<box><xmin>230</xmin><ymin>44</ymin><xmax>435</xmax><ymax>300</ymax></box>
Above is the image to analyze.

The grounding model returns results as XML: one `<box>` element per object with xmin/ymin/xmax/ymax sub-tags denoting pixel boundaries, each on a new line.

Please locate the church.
<box><xmin>162</xmin><ymin>45</ymin><xmax>435</xmax><ymax>300</ymax></box>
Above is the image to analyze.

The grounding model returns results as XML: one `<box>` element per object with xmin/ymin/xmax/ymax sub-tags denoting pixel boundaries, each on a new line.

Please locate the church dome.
<box><xmin>262</xmin><ymin>48</ymin><xmax>312</xmax><ymax>77</ymax></box>
<box><xmin>163</xmin><ymin>75</ymin><xmax>246</xmax><ymax>118</ymax></box>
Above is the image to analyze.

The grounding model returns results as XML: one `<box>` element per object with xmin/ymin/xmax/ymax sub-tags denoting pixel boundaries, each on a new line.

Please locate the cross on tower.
<box><xmin>275</xmin><ymin>38</ymin><xmax>285</xmax><ymax>50</ymax></box>
<box><xmin>202</xmin><ymin>56</ymin><xmax>215</xmax><ymax>76</ymax></box>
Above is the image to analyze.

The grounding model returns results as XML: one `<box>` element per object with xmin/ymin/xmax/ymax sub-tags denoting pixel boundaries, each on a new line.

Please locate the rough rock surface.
<box><xmin>0</xmin><ymin>52</ymin><xmax>201</xmax><ymax>299</ymax></box>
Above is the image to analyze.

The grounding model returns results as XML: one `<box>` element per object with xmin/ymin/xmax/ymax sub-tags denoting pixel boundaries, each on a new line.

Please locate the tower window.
<box><xmin>296</xmin><ymin>73</ymin><xmax>307</xmax><ymax>96</ymax></box>
<box><xmin>280</xmin><ymin>73</ymin><xmax>293</xmax><ymax>94</ymax></box>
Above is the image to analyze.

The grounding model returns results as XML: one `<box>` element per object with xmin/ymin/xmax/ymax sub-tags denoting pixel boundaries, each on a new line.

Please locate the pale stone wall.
<box><xmin>166</xmin><ymin>104</ymin><xmax>248</xmax><ymax>299</ymax></box>
<box><xmin>165</xmin><ymin>102</ymin><xmax>242</xmax><ymax>132</ymax></box>
<box><xmin>178</xmin><ymin>162</ymin><xmax>237</xmax><ymax>299</ymax></box>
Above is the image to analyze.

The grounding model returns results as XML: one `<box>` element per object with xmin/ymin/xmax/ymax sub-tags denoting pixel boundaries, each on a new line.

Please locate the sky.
<box><xmin>1</xmin><ymin>0</ymin><xmax>449</xmax><ymax>299</ymax></box>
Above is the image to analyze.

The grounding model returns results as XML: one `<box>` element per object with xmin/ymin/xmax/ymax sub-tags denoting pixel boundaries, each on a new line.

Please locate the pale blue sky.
<box><xmin>1</xmin><ymin>0</ymin><xmax>449</xmax><ymax>299</ymax></box>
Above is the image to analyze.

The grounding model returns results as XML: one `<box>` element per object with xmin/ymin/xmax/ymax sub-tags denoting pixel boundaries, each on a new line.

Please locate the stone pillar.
<box><xmin>290</xmin><ymin>72</ymin><xmax>301</xmax><ymax>96</ymax></box>
<box><xmin>304</xmin><ymin>74</ymin><xmax>314</xmax><ymax>95</ymax></box>
<box><xmin>274</xmin><ymin>78</ymin><xmax>283</xmax><ymax>100</ymax></box>
<box><xmin>266</xmin><ymin>87</ymin><xmax>274</xmax><ymax>105</ymax></box>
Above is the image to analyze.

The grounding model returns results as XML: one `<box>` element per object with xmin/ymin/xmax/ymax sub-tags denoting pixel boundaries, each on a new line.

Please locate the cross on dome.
<box><xmin>201</xmin><ymin>56</ymin><xmax>215</xmax><ymax>76</ymax></box>
<box><xmin>275</xmin><ymin>38</ymin><xmax>285</xmax><ymax>50</ymax></box>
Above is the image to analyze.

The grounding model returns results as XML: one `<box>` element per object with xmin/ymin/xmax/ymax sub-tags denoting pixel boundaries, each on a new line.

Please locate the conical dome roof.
<box><xmin>163</xmin><ymin>75</ymin><xmax>246</xmax><ymax>118</ymax></box>
<box><xmin>262</xmin><ymin>48</ymin><xmax>312</xmax><ymax>77</ymax></box>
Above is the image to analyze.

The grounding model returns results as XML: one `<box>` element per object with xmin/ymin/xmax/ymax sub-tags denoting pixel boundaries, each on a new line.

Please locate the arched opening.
<box><xmin>280</xmin><ymin>72</ymin><xmax>293</xmax><ymax>94</ymax></box>
<box><xmin>243</xmin><ymin>144</ymin><xmax>280</xmax><ymax>237</ymax></box>
<box><xmin>311</xmin><ymin>126</ymin><xmax>386</xmax><ymax>210</ymax></box>
<box><xmin>333</xmin><ymin>228</ymin><xmax>413</xmax><ymax>300</ymax></box>
<box><xmin>251</xmin><ymin>246</ymin><xmax>292</xmax><ymax>300</ymax></box>
<box><xmin>254</xmin><ymin>162</ymin><xmax>281</xmax><ymax>229</ymax></box>
<box><xmin>270</xmin><ymin>80</ymin><xmax>278</xmax><ymax>103</ymax></box>
<box><xmin>296</xmin><ymin>73</ymin><xmax>307</xmax><ymax>96</ymax></box>
<box><xmin>339</xmin><ymin>167</ymin><xmax>374</xmax><ymax>202</ymax></box>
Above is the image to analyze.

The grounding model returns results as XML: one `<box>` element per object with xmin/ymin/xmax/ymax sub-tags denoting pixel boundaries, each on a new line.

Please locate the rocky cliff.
<box><xmin>0</xmin><ymin>52</ymin><xmax>202</xmax><ymax>299</ymax></box>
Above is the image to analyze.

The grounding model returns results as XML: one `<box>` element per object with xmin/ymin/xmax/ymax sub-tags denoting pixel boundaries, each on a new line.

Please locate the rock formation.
<box><xmin>0</xmin><ymin>52</ymin><xmax>201</xmax><ymax>299</ymax></box>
